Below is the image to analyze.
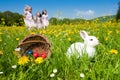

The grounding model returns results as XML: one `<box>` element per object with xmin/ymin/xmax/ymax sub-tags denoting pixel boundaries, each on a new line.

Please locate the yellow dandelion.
<box><xmin>86</xmin><ymin>21</ymin><xmax>89</xmax><ymax>24</ymax></box>
<box><xmin>0</xmin><ymin>50</ymin><xmax>3</xmax><ymax>55</ymax></box>
<box><xmin>105</xmin><ymin>37</ymin><xmax>109</xmax><ymax>41</ymax></box>
<box><xmin>42</xmin><ymin>30</ymin><xmax>46</xmax><ymax>34</ymax></box>
<box><xmin>16</xmin><ymin>38</ymin><xmax>20</xmax><ymax>41</ymax></box>
<box><xmin>116</xmin><ymin>30</ymin><xmax>119</xmax><ymax>34</ymax></box>
<box><xmin>35</xmin><ymin>57</ymin><xmax>43</xmax><ymax>64</ymax></box>
<box><xmin>39</xmin><ymin>30</ymin><xmax>43</xmax><ymax>34</ymax></box>
<box><xmin>30</xmin><ymin>32</ymin><xmax>35</xmax><ymax>35</ymax></box>
<box><xmin>108</xmin><ymin>31</ymin><xmax>112</xmax><ymax>35</ymax></box>
<box><xmin>68</xmin><ymin>38</ymin><xmax>71</xmax><ymax>41</ymax></box>
<box><xmin>0</xmin><ymin>32</ymin><xmax>2</xmax><ymax>35</ymax></box>
<box><xmin>2</xmin><ymin>22</ymin><xmax>5</xmax><ymax>24</ymax></box>
<box><xmin>0</xmin><ymin>39</ymin><xmax>2</xmax><ymax>42</ymax></box>
<box><xmin>18</xmin><ymin>56</ymin><xmax>29</xmax><ymax>65</ymax></box>
<box><xmin>55</xmin><ymin>34</ymin><xmax>59</xmax><ymax>38</ymax></box>
<box><xmin>1</xmin><ymin>18</ymin><xmax>5</xmax><ymax>20</ymax></box>
<box><xmin>64</xmin><ymin>33</ymin><xmax>68</xmax><ymax>36</ymax></box>
<box><xmin>110</xmin><ymin>49</ymin><xmax>118</xmax><ymax>54</ymax></box>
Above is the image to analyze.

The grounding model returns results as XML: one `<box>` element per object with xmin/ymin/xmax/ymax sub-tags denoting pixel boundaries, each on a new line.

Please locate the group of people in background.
<box><xmin>23</xmin><ymin>5</ymin><xmax>49</xmax><ymax>29</ymax></box>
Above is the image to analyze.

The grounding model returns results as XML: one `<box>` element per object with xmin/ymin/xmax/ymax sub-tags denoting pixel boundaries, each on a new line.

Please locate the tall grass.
<box><xmin>0</xmin><ymin>22</ymin><xmax>120</xmax><ymax>80</ymax></box>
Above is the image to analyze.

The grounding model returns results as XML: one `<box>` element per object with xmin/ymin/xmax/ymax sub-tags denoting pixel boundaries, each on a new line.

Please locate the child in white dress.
<box><xmin>34</xmin><ymin>12</ymin><xmax>43</xmax><ymax>29</ymax></box>
<box><xmin>24</xmin><ymin>5</ymin><xmax>35</xmax><ymax>29</ymax></box>
<box><xmin>42</xmin><ymin>10</ymin><xmax>49</xmax><ymax>29</ymax></box>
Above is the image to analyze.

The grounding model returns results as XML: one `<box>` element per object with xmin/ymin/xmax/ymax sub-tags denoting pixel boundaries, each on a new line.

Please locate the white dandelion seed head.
<box><xmin>15</xmin><ymin>47</ymin><xmax>21</xmax><ymax>51</ymax></box>
<box><xmin>12</xmin><ymin>65</ymin><xmax>17</xmax><ymax>69</ymax></box>
<box><xmin>0</xmin><ymin>72</ymin><xmax>3</xmax><ymax>74</ymax></box>
<box><xmin>53</xmin><ymin>69</ymin><xmax>57</xmax><ymax>73</ymax></box>
<box><xmin>50</xmin><ymin>73</ymin><xmax>55</xmax><ymax>78</ymax></box>
<box><xmin>80</xmin><ymin>73</ymin><xmax>85</xmax><ymax>78</ymax></box>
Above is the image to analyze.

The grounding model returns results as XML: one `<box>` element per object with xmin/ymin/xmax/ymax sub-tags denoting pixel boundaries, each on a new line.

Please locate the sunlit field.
<box><xmin>0</xmin><ymin>21</ymin><xmax>120</xmax><ymax>80</ymax></box>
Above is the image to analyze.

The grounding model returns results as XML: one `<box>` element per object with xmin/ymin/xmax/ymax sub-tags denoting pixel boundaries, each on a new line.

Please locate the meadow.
<box><xmin>0</xmin><ymin>21</ymin><xmax>120</xmax><ymax>80</ymax></box>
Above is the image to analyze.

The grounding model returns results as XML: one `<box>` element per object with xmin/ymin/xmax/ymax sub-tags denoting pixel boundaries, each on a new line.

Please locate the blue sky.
<box><xmin>0</xmin><ymin>0</ymin><xmax>120</xmax><ymax>19</ymax></box>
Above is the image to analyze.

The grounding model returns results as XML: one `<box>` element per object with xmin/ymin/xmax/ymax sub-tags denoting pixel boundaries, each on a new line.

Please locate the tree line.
<box><xmin>0</xmin><ymin>11</ymin><xmax>116</xmax><ymax>27</ymax></box>
<box><xmin>0</xmin><ymin>11</ymin><xmax>24</xmax><ymax>26</ymax></box>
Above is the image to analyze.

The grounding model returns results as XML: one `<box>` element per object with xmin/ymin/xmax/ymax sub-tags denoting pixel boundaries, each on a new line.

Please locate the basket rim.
<box><xmin>18</xmin><ymin>40</ymin><xmax>51</xmax><ymax>47</ymax></box>
<box><xmin>17</xmin><ymin>34</ymin><xmax>51</xmax><ymax>48</ymax></box>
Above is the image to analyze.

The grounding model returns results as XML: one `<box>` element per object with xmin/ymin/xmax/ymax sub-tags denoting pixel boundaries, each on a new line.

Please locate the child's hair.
<box><xmin>42</xmin><ymin>10</ymin><xmax>47</xmax><ymax>15</ymax></box>
<box><xmin>36</xmin><ymin>12</ymin><xmax>42</xmax><ymax>17</ymax></box>
<box><xmin>24</xmin><ymin>5</ymin><xmax>32</xmax><ymax>18</ymax></box>
<box><xmin>24</xmin><ymin>5</ymin><xmax>32</xmax><ymax>13</ymax></box>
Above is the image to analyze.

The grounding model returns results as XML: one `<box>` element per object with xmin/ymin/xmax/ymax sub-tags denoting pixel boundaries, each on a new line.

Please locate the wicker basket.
<box><xmin>17</xmin><ymin>34</ymin><xmax>51</xmax><ymax>58</ymax></box>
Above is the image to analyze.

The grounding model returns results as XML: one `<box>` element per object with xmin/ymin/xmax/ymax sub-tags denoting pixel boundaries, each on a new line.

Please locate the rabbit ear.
<box><xmin>80</xmin><ymin>30</ymin><xmax>88</xmax><ymax>40</ymax></box>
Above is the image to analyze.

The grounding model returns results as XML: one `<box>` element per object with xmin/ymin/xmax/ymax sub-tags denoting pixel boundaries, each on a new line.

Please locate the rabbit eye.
<box><xmin>90</xmin><ymin>39</ymin><xmax>93</xmax><ymax>41</ymax></box>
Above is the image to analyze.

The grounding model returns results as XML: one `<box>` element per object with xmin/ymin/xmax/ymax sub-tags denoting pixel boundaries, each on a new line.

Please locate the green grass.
<box><xmin>0</xmin><ymin>23</ymin><xmax>120</xmax><ymax>80</ymax></box>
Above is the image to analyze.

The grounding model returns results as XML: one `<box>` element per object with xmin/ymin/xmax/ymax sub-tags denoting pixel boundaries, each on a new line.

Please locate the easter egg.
<box><xmin>33</xmin><ymin>52</ymin><xmax>39</xmax><ymax>58</ymax></box>
<box><xmin>40</xmin><ymin>52</ymin><xmax>47</xmax><ymax>59</ymax></box>
<box><xmin>27</xmin><ymin>50</ymin><xmax>33</xmax><ymax>54</ymax></box>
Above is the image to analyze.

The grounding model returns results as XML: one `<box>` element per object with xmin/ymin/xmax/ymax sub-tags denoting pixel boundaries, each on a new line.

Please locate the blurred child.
<box><xmin>42</xmin><ymin>10</ymin><xmax>49</xmax><ymax>29</ymax></box>
<box><xmin>34</xmin><ymin>12</ymin><xmax>43</xmax><ymax>29</ymax></box>
<box><xmin>23</xmin><ymin>5</ymin><xmax>35</xmax><ymax>29</ymax></box>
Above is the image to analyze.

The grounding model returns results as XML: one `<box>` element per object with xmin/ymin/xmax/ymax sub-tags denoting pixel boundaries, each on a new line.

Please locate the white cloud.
<box><xmin>75</xmin><ymin>9</ymin><xmax>95</xmax><ymax>19</ymax></box>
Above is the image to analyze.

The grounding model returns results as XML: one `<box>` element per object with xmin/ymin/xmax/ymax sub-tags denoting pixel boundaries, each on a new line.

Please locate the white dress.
<box><xmin>24</xmin><ymin>11</ymin><xmax>35</xmax><ymax>28</ymax></box>
<box><xmin>42</xmin><ymin>14</ymin><xmax>49</xmax><ymax>27</ymax></box>
<box><xmin>35</xmin><ymin>17</ymin><xmax>43</xmax><ymax>28</ymax></box>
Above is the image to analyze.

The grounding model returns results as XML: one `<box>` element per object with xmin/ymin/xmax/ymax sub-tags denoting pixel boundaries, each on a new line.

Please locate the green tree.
<box><xmin>49</xmin><ymin>17</ymin><xmax>58</xmax><ymax>25</ymax></box>
<box><xmin>62</xmin><ymin>18</ymin><xmax>70</xmax><ymax>24</ymax></box>
<box><xmin>116</xmin><ymin>2</ymin><xmax>120</xmax><ymax>22</ymax></box>
<box><xmin>0</xmin><ymin>11</ymin><xmax>24</xmax><ymax>26</ymax></box>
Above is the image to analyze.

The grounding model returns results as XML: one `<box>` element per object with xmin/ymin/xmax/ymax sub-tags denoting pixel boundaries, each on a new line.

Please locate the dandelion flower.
<box><xmin>116</xmin><ymin>30</ymin><xmax>119</xmax><ymax>34</ymax></box>
<box><xmin>0</xmin><ymin>50</ymin><xmax>3</xmax><ymax>55</ymax></box>
<box><xmin>12</xmin><ymin>65</ymin><xmax>17</xmax><ymax>69</ymax></box>
<box><xmin>50</xmin><ymin>73</ymin><xmax>55</xmax><ymax>77</ymax></box>
<box><xmin>18</xmin><ymin>56</ymin><xmax>29</xmax><ymax>65</ymax></box>
<box><xmin>0</xmin><ymin>32</ymin><xmax>2</xmax><ymax>35</ymax></box>
<box><xmin>110</xmin><ymin>49</ymin><xmax>118</xmax><ymax>54</ymax></box>
<box><xmin>53</xmin><ymin>68</ymin><xmax>57</xmax><ymax>73</ymax></box>
<box><xmin>80</xmin><ymin>73</ymin><xmax>85</xmax><ymax>78</ymax></box>
<box><xmin>30</xmin><ymin>32</ymin><xmax>35</xmax><ymax>35</ymax></box>
<box><xmin>108</xmin><ymin>31</ymin><xmax>112</xmax><ymax>35</ymax></box>
<box><xmin>105</xmin><ymin>37</ymin><xmax>109</xmax><ymax>41</ymax></box>
<box><xmin>55</xmin><ymin>34</ymin><xmax>59</xmax><ymax>38</ymax></box>
<box><xmin>35</xmin><ymin>57</ymin><xmax>43</xmax><ymax>64</ymax></box>
<box><xmin>0</xmin><ymin>39</ymin><xmax>2</xmax><ymax>42</ymax></box>
<box><xmin>42</xmin><ymin>30</ymin><xmax>46</xmax><ymax>34</ymax></box>
<box><xmin>68</xmin><ymin>38</ymin><xmax>71</xmax><ymax>41</ymax></box>
<box><xmin>16</xmin><ymin>38</ymin><xmax>20</xmax><ymax>41</ymax></box>
<box><xmin>1</xmin><ymin>18</ymin><xmax>5</xmax><ymax>20</ymax></box>
<box><xmin>64</xmin><ymin>33</ymin><xmax>68</xmax><ymax>36</ymax></box>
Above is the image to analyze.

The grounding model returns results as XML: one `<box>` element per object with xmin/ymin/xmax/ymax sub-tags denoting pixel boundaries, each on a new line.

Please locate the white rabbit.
<box><xmin>67</xmin><ymin>30</ymin><xmax>99</xmax><ymax>58</ymax></box>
